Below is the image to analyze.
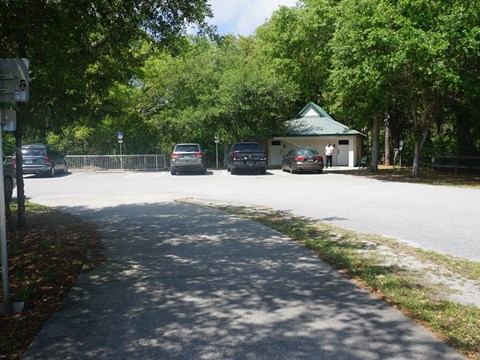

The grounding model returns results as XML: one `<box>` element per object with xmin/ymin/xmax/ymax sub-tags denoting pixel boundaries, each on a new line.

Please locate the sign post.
<box><xmin>0</xmin><ymin>109</ymin><xmax>9</xmax><ymax>314</ymax></box>
<box><xmin>399</xmin><ymin>139</ymin><xmax>404</xmax><ymax>167</ymax></box>
<box><xmin>0</xmin><ymin>58</ymin><xmax>29</xmax><ymax>314</ymax></box>
<box><xmin>117</xmin><ymin>132</ymin><xmax>123</xmax><ymax>170</ymax></box>
<box><xmin>214</xmin><ymin>135</ymin><xmax>219</xmax><ymax>169</ymax></box>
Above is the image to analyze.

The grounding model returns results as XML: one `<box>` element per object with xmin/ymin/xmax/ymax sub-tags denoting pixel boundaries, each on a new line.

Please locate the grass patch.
<box><xmin>213</xmin><ymin>205</ymin><xmax>480</xmax><ymax>359</ymax></box>
<box><xmin>0</xmin><ymin>202</ymin><xmax>104</xmax><ymax>360</ymax></box>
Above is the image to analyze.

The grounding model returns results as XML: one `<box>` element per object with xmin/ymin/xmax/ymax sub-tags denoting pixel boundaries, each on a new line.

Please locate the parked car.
<box><xmin>170</xmin><ymin>143</ymin><xmax>207</xmax><ymax>175</ymax></box>
<box><xmin>3</xmin><ymin>157</ymin><xmax>16</xmax><ymax>203</ymax></box>
<box><xmin>227</xmin><ymin>142</ymin><xmax>267</xmax><ymax>175</ymax></box>
<box><xmin>282</xmin><ymin>148</ymin><xmax>324</xmax><ymax>174</ymax></box>
<box><xmin>13</xmin><ymin>144</ymin><xmax>68</xmax><ymax>177</ymax></box>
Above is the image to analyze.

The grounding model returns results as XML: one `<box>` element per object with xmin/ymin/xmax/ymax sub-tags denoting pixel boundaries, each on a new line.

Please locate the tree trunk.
<box><xmin>411</xmin><ymin>110</ymin><xmax>430</xmax><ymax>177</ymax></box>
<box><xmin>370</xmin><ymin>115</ymin><xmax>380</xmax><ymax>172</ymax></box>
<box><xmin>384</xmin><ymin>118</ymin><xmax>391</xmax><ymax>166</ymax></box>
<box><xmin>223</xmin><ymin>143</ymin><xmax>230</xmax><ymax>169</ymax></box>
<box><xmin>412</xmin><ymin>139</ymin><xmax>421</xmax><ymax>177</ymax></box>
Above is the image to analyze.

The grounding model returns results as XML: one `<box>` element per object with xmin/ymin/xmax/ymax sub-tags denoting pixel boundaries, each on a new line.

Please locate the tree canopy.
<box><xmin>0</xmin><ymin>0</ymin><xmax>213</xmax><ymax>227</ymax></box>
<box><xmin>1</xmin><ymin>0</ymin><xmax>479</xmax><ymax>176</ymax></box>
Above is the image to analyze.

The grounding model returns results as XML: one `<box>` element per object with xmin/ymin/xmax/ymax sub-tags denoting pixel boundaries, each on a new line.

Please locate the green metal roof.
<box><xmin>283</xmin><ymin>102</ymin><xmax>363</xmax><ymax>137</ymax></box>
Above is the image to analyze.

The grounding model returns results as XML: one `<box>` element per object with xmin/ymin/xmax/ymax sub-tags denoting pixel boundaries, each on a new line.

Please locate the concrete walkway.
<box><xmin>22</xmin><ymin>203</ymin><xmax>465</xmax><ymax>359</ymax></box>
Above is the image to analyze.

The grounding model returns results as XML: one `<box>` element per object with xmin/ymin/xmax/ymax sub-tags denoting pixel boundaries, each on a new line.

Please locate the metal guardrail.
<box><xmin>66</xmin><ymin>155</ymin><xmax>167</xmax><ymax>172</ymax></box>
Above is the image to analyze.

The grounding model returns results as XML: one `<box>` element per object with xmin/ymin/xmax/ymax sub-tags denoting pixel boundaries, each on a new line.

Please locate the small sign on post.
<box><xmin>0</xmin><ymin>109</ymin><xmax>17</xmax><ymax>131</ymax></box>
<box><xmin>0</xmin><ymin>58</ymin><xmax>29</xmax><ymax>103</ymax></box>
<box><xmin>117</xmin><ymin>132</ymin><xmax>124</xmax><ymax>170</ymax></box>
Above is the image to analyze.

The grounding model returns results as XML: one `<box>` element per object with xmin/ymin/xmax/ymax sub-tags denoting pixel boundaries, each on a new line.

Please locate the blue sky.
<box><xmin>207</xmin><ymin>0</ymin><xmax>298</xmax><ymax>36</ymax></box>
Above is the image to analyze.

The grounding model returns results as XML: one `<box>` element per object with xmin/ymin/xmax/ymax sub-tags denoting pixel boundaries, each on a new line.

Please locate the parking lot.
<box><xmin>23</xmin><ymin>181</ymin><xmax>469</xmax><ymax>360</ymax></box>
<box><xmin>23</xmin><ymin>169</ymin><xmax>480</xmax><ymax>261</ymax></box>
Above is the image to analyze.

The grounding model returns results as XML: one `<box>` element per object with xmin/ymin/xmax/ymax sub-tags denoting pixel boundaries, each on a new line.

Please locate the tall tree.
<box><xmin>256</xmin><ymin>1</ymin><xmax>338</xmax><ymax>106</ymax></box>
<box><xmin>439</xmin><ymin>0</ymin><xmax>480</xmax><ymax>156</ymax></box>
<box><xmin>0</xmin><ymin>0</ymin><xmax>213</xmax><ymax>227</ymax></box>
<box><xmin>138</xmin><ymin>36</ymin><xmax>299</xmax><ymax>153</ymax></box>
<box><xmin>326</xmin><ymin>0</ymin><xmax>400</xmax><ymax>171</ymax></box>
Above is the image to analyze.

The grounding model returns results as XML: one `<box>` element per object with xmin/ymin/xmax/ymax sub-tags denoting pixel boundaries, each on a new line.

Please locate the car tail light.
<box><xmin>11</xmin><ymin>157</ymin><xmax>15</xmax><ymax>167</ymax></box>
<box><xmin>44</xmin><ymin>157</ymin><xmax>49</xmax><ymax>164</ymax></box>
<box><xmin>232</xmin><ymin>153</ymin><xmax>237</xmax><ymax>160</ymax></box>
<box><xmin>295</xmin><ymin>156</ymin><xmax>305</xmax><ymax>162</ymax></box>
<box><xmin>171</xmin><ymin>153</ymin><xmax>180</xmax><ymax>158</ymax></box>
<box><xmin>194</xmin><ymin>152</ymin><xmax>203</xmax><ymax>157</ymax></box>
<box><xmin>263</xmin><ymin>153</ymin><xmax>267</xmax><ymax>160</ymax></box>
<box><xmin>316</xmin><ymin>156</ymin><xmax>324</xmax><ymax>162</ymax></box>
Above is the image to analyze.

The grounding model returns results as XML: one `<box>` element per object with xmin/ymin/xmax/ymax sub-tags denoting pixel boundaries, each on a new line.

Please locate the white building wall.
<box><xmin>270</xmin><ymin>136</ymin><xmax>361</xmax><ymax>167</ymax></box>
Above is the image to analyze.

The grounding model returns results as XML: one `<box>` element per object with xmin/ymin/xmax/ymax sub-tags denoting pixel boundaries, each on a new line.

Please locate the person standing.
<box><xmin>325</xmin><ymin>143</ymin><xmax>334</xmax><ymax>168</ymax></box>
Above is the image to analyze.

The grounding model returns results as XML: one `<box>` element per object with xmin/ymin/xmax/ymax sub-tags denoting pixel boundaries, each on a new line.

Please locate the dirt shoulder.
<box><xmin>0</xmin><ymin>205</ymin><xmax>105</xmax><ymax>360</ymax></box>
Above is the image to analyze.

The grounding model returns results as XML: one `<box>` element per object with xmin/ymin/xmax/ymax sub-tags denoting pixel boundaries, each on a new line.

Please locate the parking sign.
<box><xmin>0</xmin><ymin>58</ymin><xmax>29</xmax><ymax>103</ymax></box>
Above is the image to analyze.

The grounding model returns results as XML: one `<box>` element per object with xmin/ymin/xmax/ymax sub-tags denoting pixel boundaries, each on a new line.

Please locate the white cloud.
<box><xmin>208</xmin><ymin>0</ymin><xmax>297</xmax><ymax>36</ymax></box>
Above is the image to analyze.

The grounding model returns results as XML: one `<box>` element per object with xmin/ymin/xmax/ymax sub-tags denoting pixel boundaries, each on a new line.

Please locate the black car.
<box><xmin>227</xmin><ymin>142</ymin><xmax>267</xmax><ymax>175</ymax></box>
<box><xmin>14</xmin><ymin>144</ymin><xmax>68</xmax><ymax>177</ymax></box>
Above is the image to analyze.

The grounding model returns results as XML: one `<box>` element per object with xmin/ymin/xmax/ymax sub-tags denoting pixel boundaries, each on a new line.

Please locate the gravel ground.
<box><xmin>362</xmin><ymin>242</ymin><xmax>480</xmax><ymax>308</ymax></box>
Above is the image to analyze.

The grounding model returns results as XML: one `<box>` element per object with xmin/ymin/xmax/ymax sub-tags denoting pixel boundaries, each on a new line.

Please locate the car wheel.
<box><xmin>170</xmin><ymin>169</ymin><xmax>177</xmax><ymax>175</ymax></box>
<box><xmin>290</xmin><ymin>163</ymin><xmax>295</xmax><ymax>174</ymax></box>
<box><xmin>4</xmin><ymin>176</ymin><xmax>13</xmax><ymax>203</ymax></box>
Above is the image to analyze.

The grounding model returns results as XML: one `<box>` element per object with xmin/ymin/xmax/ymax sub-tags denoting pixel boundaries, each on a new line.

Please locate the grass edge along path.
<box><xmin>207</xmin><ymin>203</ymin><xmax>480</xmax><ymax>359</ymax></box>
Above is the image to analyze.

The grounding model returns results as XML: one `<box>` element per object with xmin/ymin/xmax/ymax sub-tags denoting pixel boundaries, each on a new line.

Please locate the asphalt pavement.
<box><xmin>20</xmin><ymin>170</ymin><xmax>480</xmax><ymax>262</ymax></box>
<box><xmin>22</xmin><ymin>202</ymin><xmax>465</xmax><ymax>359</ymax></box>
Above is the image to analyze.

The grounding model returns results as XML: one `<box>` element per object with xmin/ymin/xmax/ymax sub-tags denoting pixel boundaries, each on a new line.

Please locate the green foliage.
<box><xmin>255</xmin><ymin>0</ymin><xmax>480</xmax><ymax>167</ymax></box>
<box><xmin>138</xmin><ymin>36</ymin><xmax>299</xmax><ymax>149</ymax></box>
<box><xmin>256</xmin><ymin>2</ymin><xmax>336</xmax><ymax>106</ymax></box>
<box><xmin>0</xmin><ymin>0</ymin><xmax>213</xmax><ymax>152</ymax></box>
<box><xmin>1</xmin><ymin>0</ymin><xmax>479</xmax><ymax>161</ymax></box>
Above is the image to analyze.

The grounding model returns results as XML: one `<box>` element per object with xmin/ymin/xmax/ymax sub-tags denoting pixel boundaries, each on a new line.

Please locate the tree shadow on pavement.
<box><xmin>21</xmin><ymin>203</ymin><xmax>464</xmax><ymax>360</ymax></box>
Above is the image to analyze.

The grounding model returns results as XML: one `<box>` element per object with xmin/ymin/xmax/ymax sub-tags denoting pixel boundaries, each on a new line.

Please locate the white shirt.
<box><xmin>325</xmin><ymin>145</ymin><xmax>334</xmax><ymax>156</ymax></box>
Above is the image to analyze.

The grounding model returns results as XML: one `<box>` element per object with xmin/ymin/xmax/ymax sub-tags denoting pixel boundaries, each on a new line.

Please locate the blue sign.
<box><xmin>117</xmin><ymin>131</ymin><xmax>123</xmax><ymax>140</ymax></box>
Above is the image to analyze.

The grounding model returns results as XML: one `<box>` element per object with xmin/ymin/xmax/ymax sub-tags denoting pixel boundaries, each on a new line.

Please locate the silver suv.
<box><xmin>170</xmin><ymin>143</ymin><xmax>207</xmax><ymax>175</ymax></box>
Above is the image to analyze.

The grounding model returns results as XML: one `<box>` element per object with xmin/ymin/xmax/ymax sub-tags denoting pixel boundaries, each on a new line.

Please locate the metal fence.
<box><xmin>66</xmin><ymin>155</ymin><xmax>168</xmax><ymax>172</ymax></box>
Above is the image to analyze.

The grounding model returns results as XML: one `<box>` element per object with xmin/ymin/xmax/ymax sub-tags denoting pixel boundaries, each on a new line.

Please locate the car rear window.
<box><xmin>22</xmin><ymin>147</ymin><xmax>46</xmax><ymax>156</ymax></box>
<box><xmin>298</xmin><ymin>149</ymin><xmax>319</xmax><ymax>156</ymax></box>
<box><xmin>175</xmin><ymin>144</ymin><xmax>200</xmax><ymax>152</ymax></box>
<box><xmin>233</xmin><ymin>143</ymin><xmax>262</xmax><ymax>151</ymax></box>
